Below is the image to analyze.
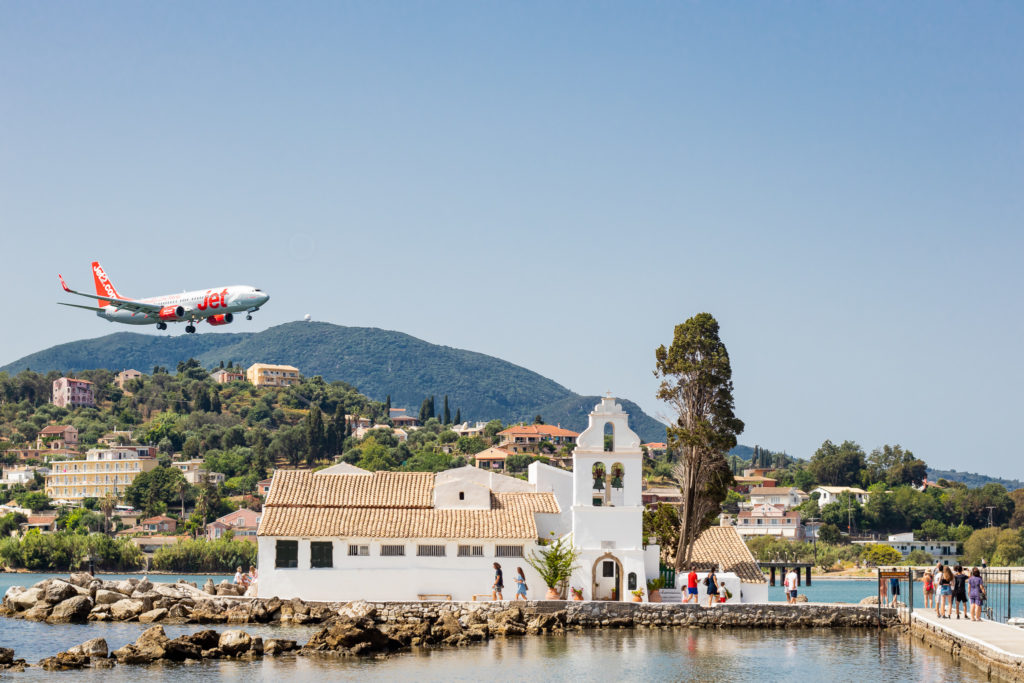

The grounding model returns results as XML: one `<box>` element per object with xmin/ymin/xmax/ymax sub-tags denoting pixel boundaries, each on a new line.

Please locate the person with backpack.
<box><xmin>952</xmin><ymin>565</ymin><xmax>968</xmax><ymax>619</ymax></box>
<box><xmin>704</xmin><ymin>569</ymin><xmax>718</xmax><ymax>607</ymax></box>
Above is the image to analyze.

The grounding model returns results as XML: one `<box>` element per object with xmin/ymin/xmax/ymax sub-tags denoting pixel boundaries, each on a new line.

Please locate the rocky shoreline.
<box><xmin>1</xmin><ymin>574</ymin><xmax>900</xmax><ymax>672</ymax></box>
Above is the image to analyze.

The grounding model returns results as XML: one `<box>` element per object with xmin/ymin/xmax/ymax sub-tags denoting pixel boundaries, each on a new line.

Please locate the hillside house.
<box><xmin>497</xmin><ymin>424</ymin><xmax>579</xmax><ymax>454</ymax></box>
<box><xmin>747</xmin><ymin>487</ymin><xmax>808</xmax><ymax>510</ymax></box>
<box><xmin>52</xmin><ymin>377</ymin><xmax>95</xmax><ymax>409</ymax></box>
<box><xmin>473</xmin><ymin>446</ymin><xmax>511</xmax><ymax>470</ymax></box>
<box><xmin>389</xmin><ymin>409</ymin><xmax>420</xmax><ymax>427</ymax></box>
<box><xmin>207</xmin><ymin>508</ymin><xmax>262</xmax><ymax>541</ymax></box>
<box><xmin>98</xmin><ymin>430</ymin><xmax>134</xmax><ymax>447</ymax></box>
<box><xmin>813</xmin><ymin>486</ymin><xmax>870</xmax><ymax>506</ymax></box>
<box><xmin>114</xmin><ymin>369</ymin><xmax>143</xmax><ymax>389</ymax></box>
<box><xmin>724</xmin><ymin>503</ymin><xmax>805</xmax><ymax>540</ymax></box>
<box><xmin>246</xmin><ymin>363</ymin><xmax>300</xmax><ymax>387</ymax></box>
<box><xmin>36</xmin><ymin>425</ymin><xmax>79</xmax><ymax>450</ymax></box>
<box><xmin>210</xmin><ymin>368</ymin><xmax>245</xmax><ymax>384</ymax></box>
<box><xmin>452</xmin><ymin>421</ymin><xmax>487</xmax><ymax>438</ymax></box>
<box><xmin>172</xmin><ymin>459</ymin><xmax>226</xmax><ymax>486</ymax></box>
<box><xmin>45</xmin><ymin>447</ymin><xmax>159</xmax><ymax>503</ymax></box>
<box><xmin>141</xmin><ymin>515</ymin><xmax>177</xmax><ymax>534</ymax></box>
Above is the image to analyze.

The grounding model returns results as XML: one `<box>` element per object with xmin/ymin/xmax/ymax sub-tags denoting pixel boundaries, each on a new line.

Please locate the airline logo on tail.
<box><xmin>92</xmin><ymin>261</ymin><xmax>120</xmax><ymax>306</ymax></box>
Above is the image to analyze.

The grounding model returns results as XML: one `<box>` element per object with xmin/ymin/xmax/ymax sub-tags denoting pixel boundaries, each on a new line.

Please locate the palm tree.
<box><xmin>177</xmin><ymin>479</ymin><xmax>190</xmax><ymax>518</ymax></box>
<box><xmin>99</xmin><ymin>493</ymin><xmax>117</xmax><ymax>535</ymax></box>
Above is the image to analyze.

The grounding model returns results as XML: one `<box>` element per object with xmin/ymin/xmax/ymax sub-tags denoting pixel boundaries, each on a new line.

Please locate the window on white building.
<box><xmin>417</xmin><ymin>544</ymin><xmax>446</xmax><ymax>557</ymax></box>
<box><xmin>348</xmin><ymin>544</ymin><xmax>369</xmax><ymax>556</ymax></box>
<box><xmin>310</xmin><ymin>541</ymin><xmax>333</xmax><ymax>568</ymax></box>
<box><xmin>457</xmin><ymin>545</ymin><xmax>484</xmax><ymax>557</ymax></box>
<box><xmin>275</xmin><ymin>540</ymin><xmax>298</xmax><ymax>568</ymax></box>
<box><xmin>380</xmin><ymin>544</ymin><xmax>406</xmax><ymax>557</ymax></box>
<box><xmin>495</xmin><ymin>545</ymin><xmax>524</xmax><ymax>558</ymax></box>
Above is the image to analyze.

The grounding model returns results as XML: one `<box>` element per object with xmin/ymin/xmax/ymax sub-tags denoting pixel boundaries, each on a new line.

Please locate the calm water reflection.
<box><xmin>0</xmin><ymin>627</ymin><xmax>988</xmax><ymax>682</ymax></box>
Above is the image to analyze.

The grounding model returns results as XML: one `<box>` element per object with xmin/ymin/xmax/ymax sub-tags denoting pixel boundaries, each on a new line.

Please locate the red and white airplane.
<box><xmin>58</xmin><ymin>262</ymin><xmax>270</xmax><ymax>333</ymax></box>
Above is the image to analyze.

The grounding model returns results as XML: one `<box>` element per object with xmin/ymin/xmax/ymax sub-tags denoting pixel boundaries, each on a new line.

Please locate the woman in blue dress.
<box><xmin>514</xmin><ymin>567</ymin><xmax>528</xmax><ymax>601</ymax></box>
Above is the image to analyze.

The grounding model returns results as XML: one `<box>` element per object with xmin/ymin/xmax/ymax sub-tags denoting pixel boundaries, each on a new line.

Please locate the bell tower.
<box><xmin>570</xmin><ymin>395</ymin><xmax>650</xmax><ymax>600</ymax></box>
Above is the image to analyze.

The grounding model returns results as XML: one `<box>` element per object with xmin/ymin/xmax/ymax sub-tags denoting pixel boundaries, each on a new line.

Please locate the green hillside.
<box><xmin>1</xmin><ymin>322</ymin><xmax>667</xmax><ymax>441</ymax></box>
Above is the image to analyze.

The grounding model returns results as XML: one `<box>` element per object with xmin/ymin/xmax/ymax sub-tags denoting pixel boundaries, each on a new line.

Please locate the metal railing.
<box><xmin>981</xmin><ymin>569</ymin><xmax>1012</xmax><ymax>624</ymax></box>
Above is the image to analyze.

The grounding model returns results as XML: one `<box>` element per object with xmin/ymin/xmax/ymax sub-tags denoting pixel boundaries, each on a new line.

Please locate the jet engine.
<box><xmin>158</xmin><ymin>305</ymin><xmax>186</xmax><ymax>321</ymax></box>
<box><xmin>206</xmin><ymin>313</ymin><xmax>234</xmax><ymax>326</ymax></box>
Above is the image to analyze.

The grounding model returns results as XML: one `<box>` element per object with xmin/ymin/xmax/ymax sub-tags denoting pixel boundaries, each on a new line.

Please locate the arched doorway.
<box><xmin>592</xmin><ymin>552</ymin><xmax>623</xmax><ymax>600</ymax></box>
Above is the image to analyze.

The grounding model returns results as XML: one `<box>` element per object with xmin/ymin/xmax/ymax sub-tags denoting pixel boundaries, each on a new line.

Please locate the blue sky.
<box><xmin>2</xmin><ymin>3</ymin><xmax>1022</xmax><ymax>478</ymax></box>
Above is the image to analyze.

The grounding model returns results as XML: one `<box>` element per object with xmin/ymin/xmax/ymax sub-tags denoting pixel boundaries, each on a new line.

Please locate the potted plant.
<box><xmin>631</xmin><ymin>588</ymin><xmax>643</xmax><ymax>602</ymax></box>
<box><xmin>526</xmin><ymin>535</ymin><xmax>581</xmax><ymax>600</ymax></box>
<box><xmin>646</xmin><ymin>577</ymin><xmax>665</xmax><ymax>603</ymax></box>
<box><xmin>570</xmin><ymin>586</ymin><xmax>584</xmax><ymax>601</ymax></box>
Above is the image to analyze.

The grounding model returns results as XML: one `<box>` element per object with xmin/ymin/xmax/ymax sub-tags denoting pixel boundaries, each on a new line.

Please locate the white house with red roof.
<box><xmin>497</xmin><ymin>424</ymin><xmax>579</xmax><ymax>454</ymax></box>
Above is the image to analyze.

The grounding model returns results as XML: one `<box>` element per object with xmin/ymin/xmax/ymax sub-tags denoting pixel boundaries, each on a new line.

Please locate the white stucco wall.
<box><xmin>257</xmin><ymin>537</ymin><xmax>549</xmax><ymax>602</ymax></box>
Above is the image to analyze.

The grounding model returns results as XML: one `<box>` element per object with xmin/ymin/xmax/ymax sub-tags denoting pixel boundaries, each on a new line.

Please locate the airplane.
<box><xmin>58</xmin><ymin>262</ymin><xmax>270</xmax><ymax>334</ymax></box>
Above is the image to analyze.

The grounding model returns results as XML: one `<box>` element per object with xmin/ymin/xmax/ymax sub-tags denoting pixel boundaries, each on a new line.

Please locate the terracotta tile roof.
<box><xmin>497</xmin><ymin>425</ymin><xmax>580</xmax><ymax>438</ymax></box>
<box><xmin>689</xmin><ymin>526</ymin><xmax>766</xmax><ymax>584</ymax></box>
<box><xmin>259</xmin><ymin>491</ymin><xmax>558</xmax><ymax>539</ymax></box>
<box><xmin>265</xmin><ymin>470</ymin><xmax>434</xmax><ymax>508</ymax></box>
<box><xmin>644</xmin><ymin>442</ymin><xmax>667</xmax><ymax>449</ymax></box>
<box><xmin>260</xmin><ymin>470</ymin><xmax>560</xmax><ymax>540</ymax></box>
<box><xmin>141</xmin><ymin>515</ymin><xmax>175</xmax><ymax>524</ymax></box>
<box><xmin>39</xmin><ymin>425</ymin><xmax>74</xmax><ymax>434</ymax></box>
<box><xmin>474</xmin><ymin>447</ymin><xmax>511</xmax><ymax>461</ymax></box>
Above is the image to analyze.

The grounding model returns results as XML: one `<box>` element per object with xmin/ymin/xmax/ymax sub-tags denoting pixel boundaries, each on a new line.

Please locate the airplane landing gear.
<box><xmin>156</xmin><ymin>322</ymin><xmax>167</xmax><ymax>331</ymax></box>
<box><xmin>185</xmin><ymin>324</ymin><xmax>196</xmax><ymax>334</ymax></box>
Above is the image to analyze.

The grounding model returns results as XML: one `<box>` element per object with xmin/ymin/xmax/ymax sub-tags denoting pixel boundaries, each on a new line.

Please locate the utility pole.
<box><xmin>985</xmin><ymin>506</ymin><xmax>995</xmax><ymax>528</ymax></box>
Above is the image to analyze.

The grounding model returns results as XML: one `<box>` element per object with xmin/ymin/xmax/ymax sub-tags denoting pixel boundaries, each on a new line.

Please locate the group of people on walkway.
<box><xmin>683</xmin><ymin>568</ymin><xmax>731</xmax><ymax>606</ymax></box>
<box><xmin>490</xmin><ymin>563</ymin><xmax>529</xmax><ymax>601</ymax></box>
<box><xmin>922</xmin><ymin>563</ymin><xmax>986</xmax><ymax>622</ymax></box>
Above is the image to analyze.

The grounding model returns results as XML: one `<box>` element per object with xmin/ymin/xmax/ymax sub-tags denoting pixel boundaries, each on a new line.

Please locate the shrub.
<box><xmin>151</xmin><ymin>537</ymin><xmax>257</xmax><ymax>572</ymax></box>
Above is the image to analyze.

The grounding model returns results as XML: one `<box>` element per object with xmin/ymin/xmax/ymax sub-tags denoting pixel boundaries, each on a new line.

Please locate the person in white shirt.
<box><xmin>784</xmin><ymin>569</ymin><xmax>799</xmax><ymax>604</ymax></box>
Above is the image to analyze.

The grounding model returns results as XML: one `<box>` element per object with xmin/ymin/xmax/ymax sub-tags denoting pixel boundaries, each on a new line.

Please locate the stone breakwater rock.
<box><xmin>68</xmin><ymin>638</ymin><xmax>109</xmax><ymax>659</ymax></box>
<box><xmin>0</xmin><ymin>647</ymin><xmax>29</xmax><ymax>672</ymax></box>
<box><xmin>39</xmin><ymin>651</ymin><xmax>91</xmax><ymax>671</ymax></box>
<box><xmin>47</xmin><ymin>595</ymin><xmax>93</xmax><ymax>623</ymax></box>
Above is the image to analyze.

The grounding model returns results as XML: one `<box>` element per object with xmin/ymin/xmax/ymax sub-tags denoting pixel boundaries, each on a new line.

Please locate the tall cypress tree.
<box><xmin>443</xmin><ymin>395</ymin><xmax>451</xmax><ymax>425</ymax></box>
<box><xmin>385</xmin><ymin>395</ymin><xmax>391</xmax><ymax>418</ymax></box>
<box><xmin>655</xmin><ymin>312</ymin><xmax>744</xmax><ymax>572</ymax></box>
<box><xmin>305</xmin><ymin>405</ymin><xmax>326</xmax><ymax>466</ymax></box>
<box><xmin>454</xmin><ymin>408</ymin><xmax>461</xmax><ymax>425</ymax></box>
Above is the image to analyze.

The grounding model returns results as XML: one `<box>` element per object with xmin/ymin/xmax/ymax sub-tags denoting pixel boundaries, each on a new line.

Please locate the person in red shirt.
<box><xmin>684</xmin><ymin>569</ymin><xmax>699</xmax><ymax>603</ymax></box>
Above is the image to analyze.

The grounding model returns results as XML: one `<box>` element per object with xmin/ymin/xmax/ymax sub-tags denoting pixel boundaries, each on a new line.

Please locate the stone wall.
<box><xmin>908</xmin><ymin>616</ymin><xmax>1024</xmax><ymax>683</ymax></box>
<box><xmin>368</xmin><ymin>601</ymin><xmax>898</xmax><ymax>630</ymax></box>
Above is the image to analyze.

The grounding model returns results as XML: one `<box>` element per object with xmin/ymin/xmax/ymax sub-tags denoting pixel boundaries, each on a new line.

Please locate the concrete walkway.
<box><xmin>912</xmin><ymin>607</ymin><xmax>1024</xmax><ymax>658</ymax></box>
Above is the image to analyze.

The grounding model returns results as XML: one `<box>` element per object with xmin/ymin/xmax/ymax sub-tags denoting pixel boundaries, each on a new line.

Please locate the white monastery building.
<box><xmin>257</xmin><ymin>396</ymin><xmax>765</xmax><ymax>603</ymax></box>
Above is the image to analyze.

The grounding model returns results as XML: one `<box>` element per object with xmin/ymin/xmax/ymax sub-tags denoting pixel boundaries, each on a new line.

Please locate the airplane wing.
<box><xmin>58</xmin><ymin>274</ymin><xmax>161</xmax><ymax>315</ymax></box>
<box><xmin>57</xmin><ymin>302</ymin><xmax>105</xmax><ymax>312</ymax></box>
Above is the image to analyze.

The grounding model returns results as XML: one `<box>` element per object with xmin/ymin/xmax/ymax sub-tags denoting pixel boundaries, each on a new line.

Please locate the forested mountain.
<box><xmin>1</xmin><ymin>322</ymin><xmax>667</xmax><ymax>441</ymax></box>
<box><xmin>927</xmin><ymin>468</ymin><xmax>1024</xmax><ymax>492</ymax></box>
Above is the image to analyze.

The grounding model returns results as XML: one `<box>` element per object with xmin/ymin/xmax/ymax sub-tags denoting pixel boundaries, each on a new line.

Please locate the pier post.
<box><xmin>769</xmin><ymin>567</ymin><xmax>776</xmax><ymax>586</ymax></box>
<box><xmin>806</xmin><ymin>566</ymin><xmax>812</xmax><ymax>586</ymax></box>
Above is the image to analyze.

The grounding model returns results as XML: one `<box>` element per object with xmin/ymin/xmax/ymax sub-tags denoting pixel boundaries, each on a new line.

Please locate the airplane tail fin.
<box><xmin>91</xmin><ymin>261</ymin><xmax>122</xmax><ymax>307</ymax></box>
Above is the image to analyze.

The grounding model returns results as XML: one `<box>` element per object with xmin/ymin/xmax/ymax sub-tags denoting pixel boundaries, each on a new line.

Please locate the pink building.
<box><xmin>206</xmin><ymin>508</ymin><xmax>261</xmax><ymax>541</ymax></box>
<box><xmin>52</xmin><ymin>377</ymin><xmax>95</xmax><ymax>409</ymax></box>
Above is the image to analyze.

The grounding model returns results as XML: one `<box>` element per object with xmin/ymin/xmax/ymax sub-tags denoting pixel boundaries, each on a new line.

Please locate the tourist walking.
<box><xmin>704</xmin><ymin>569</ymin><xmax>718</xmax><ymax>607</ymax></box>
<box><xmin>922</xmin><ymin>570</ymin><xmax>934</xmax><ymax>609</ymax></box>
<box><xmin>933</xmin><ymin>563</ymin><xmax>945</xmax><ymax>617</ymax></box>
<box><xmin>939</xmin><ymin>566</ymin><xmax>954</xmax><ymax>617</ymax></box>
<box><xmin>968</xmin><ymin>567</ymin><xmax>986</xmax><ymax>622</ymax></box>
<box><xmin>952</xmin><ymin>565</ymin><xmax>968</xmax><ymax>619</ymax></box>
<box><xmin>888</xmin><ymin>572</ymin><xmax>901</xmax><ymax>608</ymax></box>
<box><xmin>784</xmin><ymin>568</ymin><xmax>799</xmax><ymax>604</ymax></box>
<box><xmin>514</xmin><ymin>567</ymin><xmax>528</xmax><ymax>601</ymax></box>
<box><xmin>492</xmin><ymin>562</ymin><xmax>504</xmax><ymax>600</ymax></box>
<box><xmin>684</xmin><ymin>568</ymin><xmax>699</xmax><ymax>604</ymax></box>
